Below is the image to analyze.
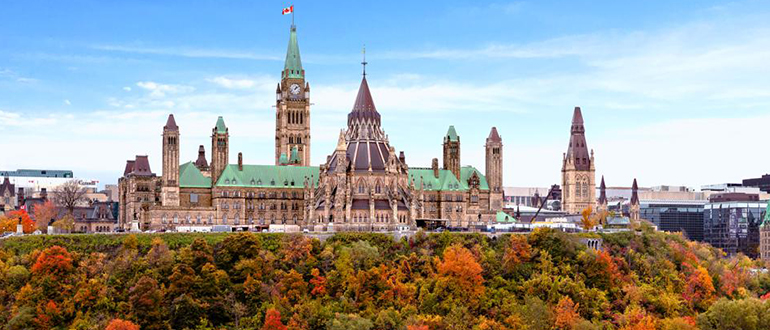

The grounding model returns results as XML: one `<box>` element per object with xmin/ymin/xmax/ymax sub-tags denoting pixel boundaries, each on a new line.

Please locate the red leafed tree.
<box><xmin>1</xmin><ymin>210</ymin><xmax>36</xmax><ymax>233</ymax></box>
<box><xmin>407</xmin><ymin>325</ymin><xmax>429</xmax><ymax>330</ymax></box>
<box><xmin>554</xmin><ymin>296</ymin><xmax>580</xmax><ymax>329</ymax></box>
<box><xmin>106</xmin><ymin>319</ymin><xmax>140</xmax><ymax>330</ymax></box>
<box><xmin>262</xmin><ymin>308</ymin><xmax>287</xmax><ymax>330</ymax></box>
<box><xmin>309</xmin><ymin>268</ymin><xmax>327</xmax><ymax>296</ymax></box>
<box><xmin>31</xmin><ymin>245</ymin><xmax>74</xmax><ymax>279</ymax></box>
<box><xmin>437</xmin><ymin>245</ymin><xmax>485</xmax><ymax>303</ymax></box>
<box><xmin>32</xmin><ymin>200</ymin><xmax>58</xmax><ymax>232</ymax></box>
<box><xmin>683</xmin><ymin>266</ymin><xmax>715</xmax><ymax>311</ymax></box>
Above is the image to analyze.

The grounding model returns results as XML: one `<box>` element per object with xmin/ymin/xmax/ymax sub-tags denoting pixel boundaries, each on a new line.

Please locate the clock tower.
<box><xmin>275</xmin><ymin>24</ymin><xmax>311</xmax><ymax>166</ymax></box>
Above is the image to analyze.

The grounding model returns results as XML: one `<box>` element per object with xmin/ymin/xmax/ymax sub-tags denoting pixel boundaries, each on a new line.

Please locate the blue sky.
<box><xmin>1</xmin><ymin>0</ymin><xmax>769</xmax><ymax>189</ymax></box>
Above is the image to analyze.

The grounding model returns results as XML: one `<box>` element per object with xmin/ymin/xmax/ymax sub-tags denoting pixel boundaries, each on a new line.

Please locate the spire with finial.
<box><xmin>361</xmin><ymin>45</ymin><xmax>368</xmax><ymax>77</ymax></box>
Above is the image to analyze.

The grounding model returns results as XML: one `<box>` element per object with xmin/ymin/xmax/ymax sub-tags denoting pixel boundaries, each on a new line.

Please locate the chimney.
<box><xmin>41</xmin><ymin>188</ymin><xmax>48</xmax><ymax>200</ymax></box>
<box><xmin>238</xmin><ymin>152</ymin><xmax>243</xmax><ymax>171</ymax></box>
<box><xmin>17</xmin><ymin>187</ymin><xmax>24</xmax><ymax>206</ymax></box>
<box><xmin>432</xmin><ymin>158</ymin><xmax>439</xmax><ymax>178</ymax></box>
<box><xmin>399</xmin><ymin>151</ymin><xmax>406</xmax><ymax>164</ymax></box>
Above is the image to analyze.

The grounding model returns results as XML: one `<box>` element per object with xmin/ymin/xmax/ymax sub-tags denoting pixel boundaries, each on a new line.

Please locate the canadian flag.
<box><xmin>282</xmin><ymin>5</ymin><xmax>293</xmax><ymax>15</ymax></box>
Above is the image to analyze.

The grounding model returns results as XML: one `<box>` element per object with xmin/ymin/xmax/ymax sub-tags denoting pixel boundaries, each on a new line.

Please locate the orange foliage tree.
<box><xmin>31</xmin><ymin>245</ymin><xmax>74</xmax><ymax>279</ymax></box>
<box><xmin>436</xmin><ymin>245</ymin><xmax>485</xmax><ymax>306</ymax></box>
<box><xmin>580</xmin><ymin>207</ymin><xmax>596</xmax><ymax>231</ymax></box>
<box><xmin>262</xmin><ymin>308</ymin><xmax>287</xmax><ymax>330</ymax></box>
<box><xmin>106</xmin><ymin>319</ymin><xmax>140</xmax><ymax>330</ymax></box>
<box><xmin>0</xmin><ymin>209</ymin><xmax>36</xmax><ymax>233</ymax></box>
<box><xmin>32</xmin><ymin>200</ymin><xmax>58</xmax><ymax>232</ymax></box>
<box><xmin>683</xmin><ymin>266</ymin><xmax>716</xmax><ymax>311</ymax></box>
<box><xmin>554</xmin><ymin>296</ymin><xmax>580</xmax><ymax>329</ymax></box>
<box><xmin>503</xmin><ymin>235</ymin><xmax>531</xmax><ymax>272</ymax></box>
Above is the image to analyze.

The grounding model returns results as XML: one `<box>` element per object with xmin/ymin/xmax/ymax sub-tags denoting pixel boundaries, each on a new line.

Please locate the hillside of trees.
<box><xmin>2</xmin><ymin>227</ymin><xmax>770</xmax><ymax>330</ymax></box>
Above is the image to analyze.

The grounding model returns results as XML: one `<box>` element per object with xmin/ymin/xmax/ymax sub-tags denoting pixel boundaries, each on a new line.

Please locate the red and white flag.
<box><xmin>282</xmin><ymin>5</ymin><xmax>293</xmax><ymax>15</ymax></box>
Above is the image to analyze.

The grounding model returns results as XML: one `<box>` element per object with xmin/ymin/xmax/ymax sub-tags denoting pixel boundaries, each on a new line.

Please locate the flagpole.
<box><xmin>292</xmin><ymin>7</ymin><xmax>295</xmax><ymax>26</ymax></box>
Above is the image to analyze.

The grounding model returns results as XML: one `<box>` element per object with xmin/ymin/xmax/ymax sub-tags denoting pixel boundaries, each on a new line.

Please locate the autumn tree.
<box><xmin>105</xmin><ymin>318</ymin><xmax>140</xmax><ymax>330</ymax></box>
<box><xmin>31</xmin><ymin>245</ymin><xmax>74</xmax><ymax>279</ymax></box>
<box><xmin>32</xmin><ymin>200</ymin><xmax>58</xmax><ymax>232</ymax></box>
<box><xmin>129</xmin><ymin>276</ymin><xmax>166</xmax><ymax>329</ymax></box>
<box><xmin>436</xmin><ymin>245</ymin><xmax>485</xmax><ymax>309</ymax></box>
<box><xmin>52</xmin><ymin>180</ymin><xmax>87</xmax><ymax>214</ymax></box>
<box><xmin>554</xmin><ymin>296</ymin><xmax>580</xmax><ymax>329</ymax></box>
<box><xmin>503</xmin><ymin>234</ymin><xmax>531</xmax><ymax>272</ymax></box>
<box><xmin>52</xmin><ymin>214</ymin><xmax>75</xmax><ymax>233</ymax></box>
<box><xmin>0</xmin><ymin>210</ymin><xmax>36</xmax><ymax>233</ymax></box>
<box><xmin>262</xmin><ymin>308</ymin><xmax>287</xmax><ymax>330</ymax></box>
<box><xmin>683</xmin><ymin>266</ymin><xmax>716</xmax><ymax>311</ymax></box>
<box><xmin>580</xmin><ymin>207</ymin><xmax>596</xmax><ymax>231</ymax></box>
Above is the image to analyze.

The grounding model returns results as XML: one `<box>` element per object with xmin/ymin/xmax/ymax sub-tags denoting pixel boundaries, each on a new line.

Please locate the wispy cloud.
<box><xmin>92</xmin><ymin>44</ymin><xmax>281</xmax><ymax>61</ymax></box>
<box><xmin>136</xmin><ymin>81</ymin><xmax>195</xmax><ymax>98</ymax></box>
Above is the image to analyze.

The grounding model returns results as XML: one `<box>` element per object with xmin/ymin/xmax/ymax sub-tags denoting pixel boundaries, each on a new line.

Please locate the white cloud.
<box><xmin>206</xmin><ymin>76</ymin><xmax>274</xmax><ymax>90</ymax></box>
<box><xmin>136</xmin><ymin>81</ymin><xmax>195</xmax><ymax>98</ymax></box>
<box><xmin>64</xmin><ymin>99</ymin><xmax>71</xmax><ymax>106</ymax></box>
<box><xmin>123</xmin><ymin>86</ymin><xmax>131</xmax><ymax>92</ymax></box>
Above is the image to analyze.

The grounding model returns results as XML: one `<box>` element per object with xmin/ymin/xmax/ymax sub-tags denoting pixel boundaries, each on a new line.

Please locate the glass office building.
<box><xmin>640</xmin><ymin>200</ymin><xmax>706</xmax><ymax>241</ymax></box>
<box><xmin>703</xmin><ymin>201</ymin><xmax>766</xmax><ymax>258</ymax></box>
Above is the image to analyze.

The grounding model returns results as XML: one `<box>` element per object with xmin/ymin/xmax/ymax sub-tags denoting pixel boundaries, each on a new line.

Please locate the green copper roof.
<box><xmin>283</xmin><ymin>26</ymin><xmax>303</xmax><ymax>79</ymax></box>
<box><xmin>215</xmin><ymin>164</ymin><xmax>319</xmax><ymax>188</ymax></box>
<box><xmin>445</xmin><ymin>125</ymin><xmax>459</xmax><ymax>142</ymax></box>
<box><xmin>762</xmin><ymin>200</ymin><xmax>770</xmax><ymax>226</ymax></box>
<box><xmin>408</xmin><ymin>165</ymin><xmax>489</xmax><ymax>191</ymax></box>
<box><xmin>496</xmin><ymin>211</ymin><xmax>517</xmax><ymax>223</ymax></box>
<box><xmin>278</xmin><ymin>153</ymin><xmax>289</xmax><ymax>165</ymax></box>
<box><xmin>179</xmin><ymin>162</ymin><xmax>212</xmax><ymax>188</ymax></box>
<box><xmin>460</xmin><ymin>166</ymin><xmax>490</xmax><ymax>190</ymax></box>
<box><xmin>215</xmin><ymin>116</ymin><xmax>227</xmax><ymax>134</ymax></box>
<box><xmin>288</xmin><ymin>146</ymin><xmax>301</xmax><ymax>164</ymax></box>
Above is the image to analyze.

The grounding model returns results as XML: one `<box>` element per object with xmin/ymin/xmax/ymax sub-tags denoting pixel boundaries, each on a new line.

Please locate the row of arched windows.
<box><xmin>287</xmin><ymin>111</ymin><xmax>305</xmax><ymax>125</ymax></box>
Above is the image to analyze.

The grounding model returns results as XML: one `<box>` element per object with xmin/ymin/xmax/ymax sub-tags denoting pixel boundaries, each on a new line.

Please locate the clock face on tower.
<box><xmin>289</xmin><ymin>83</ymin><xmax>301</xmax><ymax>95</ymax></box>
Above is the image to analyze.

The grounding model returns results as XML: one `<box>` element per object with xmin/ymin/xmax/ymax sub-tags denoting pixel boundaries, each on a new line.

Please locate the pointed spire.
<box><xmin>347</xmin><ymin>76</ymin><xmax>380</xmax><ymax>128</ymax></box>
<box><xmin>164</xmin><ymin>114</ymin><xmax>178</xmax><ymax>131</ymax></box>
<box><xmin>195</xmin><ymin>145</ymin><xmax>208</xmax><ymax>169</ymax></box>
<box><xmin>631</xmin><ymin>178</ymin><xmax>639</xmax><ymax>205</ymax></box>
<box><xmin>565</xmin><ymin>106</ymin><xmax>590</xmax><ymax>170</ymax></box>
<box><xmin>335</xmin><ymin>130</ymin><xmax>347</xmax><ymax>151</ymax></box>
<box><xmin>283</xmin><ymin>24</ymin><xmax>303</xmax><ymax>79</ymax></box>
<box><xmin>445</xmin><ymin>125</ymin><xmax>459</xmax><ymax>142</ymax></box>
<box><xmin>598</xmin><ymin>176</ymin><xmax>607</xmax><ymax>204</ymax></box>
<box><xmin>487</xmin><ymin>127</ymin><xmax>502</xmax><ymax>143</ymax></box>
<box><xmin>215</xmin><ymin>116</ymin><xmax>227</xmax><ymax>134</ymax></box>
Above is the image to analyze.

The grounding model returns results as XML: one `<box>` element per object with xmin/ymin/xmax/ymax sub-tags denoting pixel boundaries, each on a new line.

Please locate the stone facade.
<box><xmin>561</xmin><ymin>107</ymin><xmax>596</xmax><ymax>214</ymax></box>
<box><xmin>275</xmin><ymin>25</ymin><xmax>311</xmax><ymax>166</ymax></box>
<box><xmin>760</xmin><ymin>200</ymin><xmax>770</xmax><ymax>261</ymax></box>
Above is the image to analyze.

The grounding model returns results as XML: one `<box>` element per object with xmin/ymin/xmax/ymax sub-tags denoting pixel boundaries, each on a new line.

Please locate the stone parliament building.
<box><xmin>118</xmin><ymin>24</ymin><xmax>504</xmax><ymax>231</ymax></box>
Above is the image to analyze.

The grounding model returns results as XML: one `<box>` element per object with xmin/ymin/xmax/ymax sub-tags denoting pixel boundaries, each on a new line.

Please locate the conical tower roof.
<box><xmin>598</xmin><ymin>176</ymin><xmax>607</xmax><ymax>204</ymax></box>
<box><xmin>445</xmin><ymin>126</ymin><xmax>459</xmax><ymax>142</ymax></box>
<box><xmin>215</xmin><ymin>116</ymin><xmax>227</xmax><ymax>134</ymax></box>
<box><xmin>487</xmin><ymin>127</ymin><xmax>502</xmax><ymax>143</ymax></box>
<box><xmin>164</xmin><ymin>114</ymin><xmax>178</xmax><ymax>131</ymax></box>
<box><xmin>347</xmin><ymin>76</ymin><xmax>380</xmax><ymax>128</ymax></box>
<box><xmin>565</xmin><ymin>107</ymin><xmax>590</xmax><ymax>170</ymax></box>
<box><xmin>283</xmin><ymin>25</ymin><xmax>303</xmax><ymax>79</ymax></box>
<box><xmin>631</xmin><ymin>178</ymin><xmax>639</xmax><ymax>205</ymax></box>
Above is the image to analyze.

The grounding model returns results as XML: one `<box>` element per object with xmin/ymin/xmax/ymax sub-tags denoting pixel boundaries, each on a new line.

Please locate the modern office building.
<box><xmin>743</xmin><ymin>175</ymin><xmax>770</xmax><ymax>194</ymax></box>
<box><xmin>640</xmin><ymin>200</ymin><xmax>706</xmax><ymax>241</ymax></box>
